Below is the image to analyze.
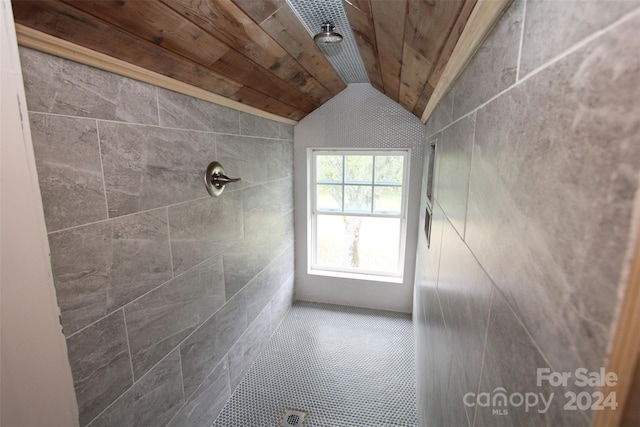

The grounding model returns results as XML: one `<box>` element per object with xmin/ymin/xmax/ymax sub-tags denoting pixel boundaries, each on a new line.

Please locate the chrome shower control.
<box><xmin>204</xmin><ymin>161</ymin><xmax>241</xmax><ymax>197</ymax></box>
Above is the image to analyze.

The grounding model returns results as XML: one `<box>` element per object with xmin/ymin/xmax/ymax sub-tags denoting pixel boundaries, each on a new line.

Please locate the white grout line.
<box><xmin>517</xmin><ymin>4</ymin><xmax>640</xmax><ymax>83</ymax></box>
<box><xmin>24</xmin><ymin>109</ymin><xmax>290</xmax><ymax>141</ymax></box>
<box><xmin>166</xmin><ymin>206</ymin><xmax>175</xmax><ymax>278</ymax></box>
<box><xmin>515</xmin><ymin>0</ymin><xmax>527</xmax><ymax>82</ymax></box>
<box><xmin>94</xmin><ymin>119</ymin><xmax>110</xmax><ymax>220</ymax></box>
<box><xmin>154</xmin><ymin>86</ymin><xmax>161</xmax><ymax>126</ymax></box>
<box><xmin>428</xmin><ymin>5</ymin><xmax>640</xmax><ymax>137</ymax></box>
<box><xmin>121</xmin><ymin>309</ymin><xmax>137</xmax><ymax>383</ymax></box>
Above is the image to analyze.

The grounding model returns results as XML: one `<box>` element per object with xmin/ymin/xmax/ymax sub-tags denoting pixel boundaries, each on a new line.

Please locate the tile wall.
<box><xmin>20</xmin><ymin>47</ymin><xmax>295</xmax><ymax>427</ymax></box>
<box><xmin>415</xmin><ymin>1</ymin><xmax>640</xmax><ymax>426</ymax></box>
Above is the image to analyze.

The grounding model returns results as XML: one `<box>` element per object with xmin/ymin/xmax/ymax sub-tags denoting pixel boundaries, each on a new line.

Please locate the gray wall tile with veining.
<box><xmin>270</xmin><ymin>276</ymin><xmax>295</xmax><ymax>333</ymax></box>
<box><xmin>180</xmin><ymin>289</ymin><xmax>247</xmax><ymax>398</ymax></box>
<box><xmin>267</xmin><ymin>140</ymin><xmax>294</xmax><ymax>181</ymax></box>
<box><xmin>19</xmin><ymin>48</ymin><xmax>158</xmax><ymax>124</ymax></box>
<box><xmin>167</xmin><ymin>357</ymin><xmax>230</xmax><ymax>427</ymax></box>
<box><xmin>228</xmin><ymin>305</ymin><xmax>271</xmax><ymax>390</ymax></box>
<box><xmin>66</xmin><ymin>310</ymin><xmax>133</xmax><ymax>426</ymax></box>
<box><xmin>519</xmin><ymin>0</ymin><xmax>640</xmax><ymax>78</ymax></box>
<box><xmin>476</xmin><ymin>291</ymin><xmax>589</xmax><ymax>426</ymax></box>
<box><xmin>435</xmin><ymin>113</ymin><xmax>475</xmax><ymax>237</ymax></box>
<box><xmin>437</xmin><ymin>219</ymin><xmax>493</xmax><ymax>400</ymax></box>
<box><xmin>246</xmin><ymin>245</ymin><xmax>295</xmax><ymax>324</ymax></box>
<box><xmin>87</xmin><ymin>349</ymin><xmax>184</xmax><ymax>427</ymax></box>
<box><xmin>98</xmin><ymin>122</ymin><xmax>215</xmax><ymax>217</ymax></box>
<box><xmin>240</xmin><ymin>112</ymin><xmax>280</xmax><ymax>138</ymax></box>
<box><xmin>168</xmin><ymin>193</ymin><xmax>243</xmax><ymax>275</ymax></box>
<box><xmin>217</xmin><ymin>135</ymin><xmax>272</xmax><ymax>188</ymax></box>
<box><xmin>157</xmin><ymin>88</ymin><xmax>239</xmax><ymax>134</ymax></box>
<box><xmin>452</xmin><ymin>0</ymin><xmax>523</xmax><ymax>120</ymax></box>
<box><xmin>466</xmin><ymin>13</ymin><xmax>640</xmax><ymax>376</ymax></box>
<box><xmin>425</xmin><ymin>89</ymin><xmax>454</xmax><ymax>138</ymax></box>
<box><xmin>443</xmin><ymin>367</ymin><xmax>470</xmax><ymax>427</ymax></box>
<box><xmin>49</xmin><ymin>209</ymin><xmax>173</xmax><ymax>334</ymax></box>
<box><xmin>413</xmin><ymin>252</ymin><xmax>450</xmax><ymax>427</ymax></box>
<box><xmin>279</xmin><ymin>123</ymin><xmax>294</xmax><ymax>140</ymax></box>
<box><xmin>125</xmin><ymin>256</ymin><xmax>225</xmax><ymax>380</ymax></box>
<box><xmin>29</xmin><ymin>113</ymin><xmax>107</xmax><ymax>232</ymax></box>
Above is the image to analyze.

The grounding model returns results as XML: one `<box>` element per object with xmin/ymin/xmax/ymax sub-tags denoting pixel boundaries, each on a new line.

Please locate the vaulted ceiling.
<box><xmin>11</xmin><ymin>0</ymin><xmax>477</xmax><ymax>122</ymax></box>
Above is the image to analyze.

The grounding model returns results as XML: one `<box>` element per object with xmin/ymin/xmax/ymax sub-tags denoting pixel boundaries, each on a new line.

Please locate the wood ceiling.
<box><xmin>11</xmin><ymin>0</ymin><xmax>476</xmax><ymax>123</ymax></box>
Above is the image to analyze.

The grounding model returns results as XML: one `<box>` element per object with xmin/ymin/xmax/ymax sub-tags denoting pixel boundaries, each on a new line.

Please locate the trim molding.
<box><xmin>420</xmin><ymin>0</ymin><xmax>512</xmax><ymax>124</ymax></box>
<box><xmin>592</xmin><ymin>234</ymin><xmax>640</xmax><ymax>427</ymax></box>
<box><xmin>15</xmin><ymin>24</ymin><xmax>299</xmax><ymax>126</ymax></box>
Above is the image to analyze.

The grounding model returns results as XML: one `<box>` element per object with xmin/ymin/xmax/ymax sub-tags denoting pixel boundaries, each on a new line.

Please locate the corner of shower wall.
<box><xmin>19</xmin><ymin>46</ymin><xmax>296</xmax><ymax>427</ymax></box>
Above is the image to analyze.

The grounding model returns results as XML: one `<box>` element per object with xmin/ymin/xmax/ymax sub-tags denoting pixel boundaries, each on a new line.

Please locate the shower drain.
<box><xmin>279</xmin><ymin>408</ymin><xmax>307</xmax><ymax>426</ymax></box>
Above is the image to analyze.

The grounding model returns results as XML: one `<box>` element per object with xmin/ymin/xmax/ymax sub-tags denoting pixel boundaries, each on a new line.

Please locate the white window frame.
<box><xmin>308</xmin><ymin>148</ymin><xmax>410</xmax><ymax>283</ymax></box>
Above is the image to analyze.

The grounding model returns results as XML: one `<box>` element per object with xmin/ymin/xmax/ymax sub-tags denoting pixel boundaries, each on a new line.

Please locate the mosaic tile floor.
<box><xmin>213</xmin><ymin>301</ymin><xmax>417</xmax><ymax>426</ymax></box>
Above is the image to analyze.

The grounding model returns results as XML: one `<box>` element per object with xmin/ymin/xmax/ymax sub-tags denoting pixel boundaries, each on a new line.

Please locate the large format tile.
<box><xmin>19</xmin><ymin>48</ymin><xmax>158</xmax><ymax>124</ymax></box>
<box><xmin>475</xmin><ymin>291</ymin><xmax>588</xmax><ymax>427</ymax></box>
<box><xmin>29</xmin><ymin>114</ymin><xmax>107</xmax><ymax>232</ymax></box>
<box><xmin>279</xmin><ymin>123</ymin><xmax>294</xmax><ymax>140</ymax></box>
<box><xmin>228</xmin><ymin>305</ymin><xmax>271</xmax><ymax>390</ymax></box>
<box><xmin>435</xmin><ymin>113</ymin><xmax>475</xmax><ymax>237</ymax></box>
<box><xmin>49</xmin><ymin>209</ymin><xmax>173</xmax><ymax>335</ymax></box>
<box><xmin>246</xmin><ymin>245</ymin><xmax>295</xmax><ymax>324</ymax></box>
<box><xmin>168</xmin><ymin>193</ymin><xmax>243</xmax><ymax>275</ymax></box>
<box><xmin>216</xmin><ymin>134</ymin><xmax>273</xmax><ymax>188</ymax></box>
<box><xmin>465</xmin><ymin>12</ymin><xmax>640</xmax><ymax>377</ymax></box>
<box><xmin>414</xmin><ymin>240</ymin><xmax>450</xmax><ymax>427</ymax></box>
<box><xmin>240</xmin><ymin>112</ymin><xmax>279</xmax><ymax>139</ymax></box>
<box><xmin>157</xmin><ymin>88</ymin><xmax>239</xmax><ymax>134</ymax></box>
<box><xmin>437</xmin><ymin>219</ymin><xmax>493</xmax><ymax>401</ymax></box>
<box><xmin>270</xmin><ymin>276</ymin><xmax>295</xmax><ymax>333</ymax></box>
<box><xmin>266</xmin><ymin>140</ymin><xmax>294</xmax><ymax>182</ymax></box>
<box><xmin>180</xmin><ymin>289</ymin><xmax>247</xmax><ymax>398</ymax></box>
<box><xmin>66</xmin><ymin>310</ymin><xmax>133</xmax><ymax>426</ymax></box>
<box><xmin>125</xmin><ymin>256</ymin><xmax>226</xmax><ymax>380</ymax></box>
<box><xmin>88</xmin><ymin>349</ymin><xmax>184</xmax><ymax>427</ymax></box>
<box><xmin>424</xmin><ymin>89</ymin><xmax>454</xmax><ymax>138</ymax></box>
<box><xmin>98</xmin><ymin>122</ymin><xmax>215</xmax><ymax>217</ymax></box>
<box><xmin>242</xmin><ymin>178</ymin><xmax>294</xmax><ymax>237</ymax></box>
<box><xmin>519</xmin><ymin>0</ymin><xmax>640</xmax><ymax>77</ymax></box>
<box><xmin>167</xmin><ymin>357</ymin><xmax>231</xmax><ymax>427</ymax></box>
<box><xmin>452</xmin><ymin>0</ymin><xmax>523</xmax><ymax>119</ymax></box>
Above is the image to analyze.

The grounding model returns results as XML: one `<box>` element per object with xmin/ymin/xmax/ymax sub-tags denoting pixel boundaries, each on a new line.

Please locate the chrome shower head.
<box><xmin>313</xmin><ymin>21</ymin><xmax>343</xmax><ymax>45</ymax></box>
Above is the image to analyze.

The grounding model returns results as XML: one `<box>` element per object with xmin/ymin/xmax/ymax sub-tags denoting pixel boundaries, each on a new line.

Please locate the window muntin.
<box><xmin>310</xmin><ymin>150</ymin><xmax>409</xmax><ymax>280</ymax></box>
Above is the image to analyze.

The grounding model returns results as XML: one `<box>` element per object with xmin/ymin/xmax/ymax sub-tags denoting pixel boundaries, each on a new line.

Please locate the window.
<box><xmin>309</xmin><ymin>149</ymin><xmax>410</xmax><ymax>281</ymax></box>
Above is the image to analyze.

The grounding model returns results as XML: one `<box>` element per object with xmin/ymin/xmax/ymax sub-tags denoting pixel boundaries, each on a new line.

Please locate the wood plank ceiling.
<box><xmin>11</xmin><ymin>0</ymin><xmax>476</xmax><ymax>122</ymax></box>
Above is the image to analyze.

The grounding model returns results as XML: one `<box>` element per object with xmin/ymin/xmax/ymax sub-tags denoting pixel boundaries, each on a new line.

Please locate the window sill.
<box><xmin>308</xmin><ymin>268</ymin><xmax>403</xmax><ymax>284</ymax></box>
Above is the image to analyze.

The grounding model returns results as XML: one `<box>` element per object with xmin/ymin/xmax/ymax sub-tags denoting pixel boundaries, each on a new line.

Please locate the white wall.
<box><xmin>294</xmin><ymin>84</ymin><xmax>426</xmax><ymax>313</ymax></box>
<box><xmin>0</xmin><ymin>2</ymin><xmax>79</xmax><ymax>425</ymax></box>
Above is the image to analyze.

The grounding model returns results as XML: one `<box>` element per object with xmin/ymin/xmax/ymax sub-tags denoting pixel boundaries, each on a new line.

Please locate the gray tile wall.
<box><xmin>20</xmin><ymin>47</ymin><xmax>295</xmax><ymax>427</ymax></box>
<box><xmin>414</xmin><ymin>1</ymin><xmax>640</xmax><ymax>426</ymax></box>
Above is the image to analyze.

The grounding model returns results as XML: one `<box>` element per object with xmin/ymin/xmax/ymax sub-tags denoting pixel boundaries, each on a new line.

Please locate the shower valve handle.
<box><xmin>211</xmin><ymin>173</ymin><xmax>241</xmax><ymax>187</ymax></box>
<box><xmin>204</xmin><ymin>161</ymin><xmax>241</xmax><ymax>197</ymax></box>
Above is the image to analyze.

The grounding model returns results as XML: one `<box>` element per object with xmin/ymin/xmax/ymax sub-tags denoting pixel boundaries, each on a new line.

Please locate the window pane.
<box><xmin>374</xmin><ymin>155</ymin><xmax>403</xmax><ymax>184</ymax></box>
<box><xmin>317</xmin><ymin>185</ymin><xmax>342</xmax><ymax>211</ymax></box>
<box><xmin>344</xmin><ymin>185</ymin><xmax>372</xmax><ymax>213</ymax></box>
<box><xmin>374</xmin><ymin>186</ymin><xmax>402</xmax><ymax>214</ymax></box>
<box><xmin>317</xmin><ymin>155</ymin><xmax>343</xmax><ymax>183</ymax></box>
<box><xmin>345</xmin><ymin>155</ymin><xmax>373</xmax><ymax>184</ymax></box>
<box><xmin>316</xmin><ymin>215</ymin><xmax>400</xmax><ymax>273</ymax></box>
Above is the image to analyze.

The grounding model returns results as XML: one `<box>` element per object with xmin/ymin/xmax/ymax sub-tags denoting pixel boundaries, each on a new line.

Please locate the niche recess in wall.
<box><xmin>424</xmin><ymin>138</ymin><xmax>437</xmax><ymax>246</ymax></box>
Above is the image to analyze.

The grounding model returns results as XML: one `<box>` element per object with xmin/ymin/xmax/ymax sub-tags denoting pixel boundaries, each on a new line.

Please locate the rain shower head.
<box><xmin>313</xmin><ymin>21</ymin><xmax>343</xmax><ymax>45</ymax></box>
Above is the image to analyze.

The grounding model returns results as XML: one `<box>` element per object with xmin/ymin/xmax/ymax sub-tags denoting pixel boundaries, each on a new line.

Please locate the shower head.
<box><xmin>313</xmin><ymin>21</ymin><xmax>343</xmax><ymax>45</ymax></box>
